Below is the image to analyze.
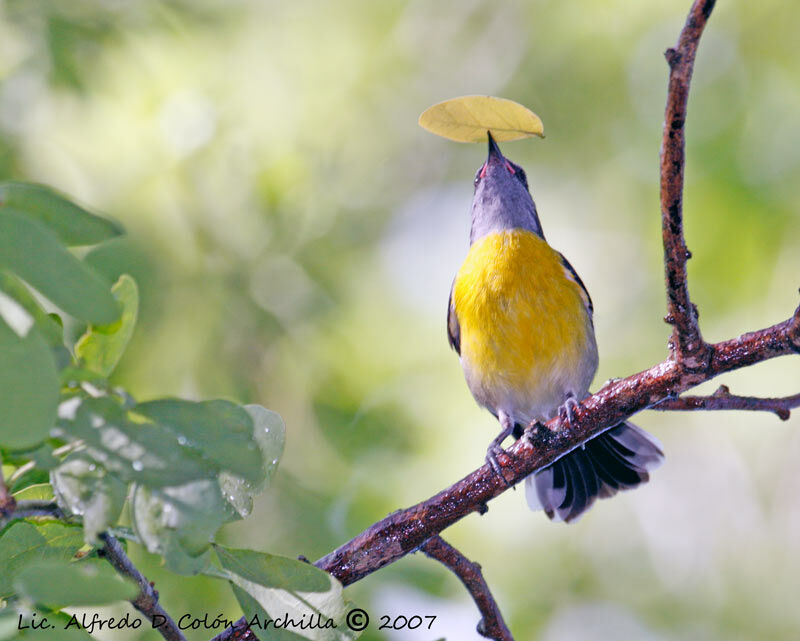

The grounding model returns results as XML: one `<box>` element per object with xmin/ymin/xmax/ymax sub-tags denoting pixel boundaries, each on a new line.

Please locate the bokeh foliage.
<box><xmin>0</xmin><ymin>178</ymin><xmax>356</xmax><ymax>638</ymax></box>
<box><xmin>1</xmin><ymin>1</ymin><xmax>800</xmax><ymax>640</ymax></box>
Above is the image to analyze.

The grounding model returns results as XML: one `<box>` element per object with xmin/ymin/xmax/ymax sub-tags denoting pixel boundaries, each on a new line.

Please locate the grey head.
<box><xmin>469</xmin><ymin>132</ymin><xmax>543</xmax><ymax>244</ymax></box>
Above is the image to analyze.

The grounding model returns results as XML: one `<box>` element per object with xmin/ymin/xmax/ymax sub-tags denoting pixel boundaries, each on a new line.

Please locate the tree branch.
<box><xmin>660</xmin><ymin>0</ymin><xmax>716</xmax><ymax>368</ymax></box>
<box><xmin>209</xmin><ymin>621</ymin><xmax>258</xmax><ymax>641</ymax></box>
<box><xmin>0</xmin><ymin>501</ymin><xmax>67</xmax><ymax>528</ymax></box>
<box><xmin>314</xmin><ymin>306</ymin><xmax>800</xmax><ymax>585</ymax></box>
<box><xmin>654</xmin><ymin>385</ymin><xmax>800</xmax><ymax>421</ymax></box>
<box><xmin>421</xmin><ymin>536</ymin><xmax>513</xmax><ymax>641</ymax></box>
<box><xmin>99</xmin><ymin>533</ymin><xmax>188</xmax><ymax>641</ymax></box>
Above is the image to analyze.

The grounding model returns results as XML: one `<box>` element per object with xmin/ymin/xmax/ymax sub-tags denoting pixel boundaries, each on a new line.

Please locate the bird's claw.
<box><xmin>558</xmin><ymin>394</ymin><xmax>580</xmax><ymax>428</ymax></box>
<box><xmin>486</xmin><ymin>443</ymin><xmax>512</xmax><ymax>487</ymax></box>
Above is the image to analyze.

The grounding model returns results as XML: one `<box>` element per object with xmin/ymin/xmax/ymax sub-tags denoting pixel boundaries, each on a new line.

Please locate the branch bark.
<box><xmin>99</xmin><ymin>533</ymin><xmax>188</xmax><ymax>641</ymax></box>
<box><xmin>421</xmin><ymin>536</ymin><xmax>513</xmax><ymax>641</ymax></box>
<box><xmin>660</xmin><ymin>0</ymin><xmax>716</xmax><ymax>368</ymax></box>
<box><xmin>0</xmin><ymin>501</ymin><xmax>66</xmax><ymax>528</ymax></box>
<box><xmin>314</xmin><ymin>308</ymin><xmax>800</xmax><ymax>584</ymax></box>
<box><xmin>209</xmin><ymin>621</ymin><xmax>257</xmax><ymax>641</ymax></box>
<box><xmin>654</xmin><ymin>385</ymin><xmax>800</xmax><ymax>421</ymax></box>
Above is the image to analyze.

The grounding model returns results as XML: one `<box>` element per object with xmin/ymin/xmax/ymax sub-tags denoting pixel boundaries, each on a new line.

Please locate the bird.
<box><xmin>447</xmin><ymin>132</ymin><xmax>664</xmax><ymax>522</ymax></box>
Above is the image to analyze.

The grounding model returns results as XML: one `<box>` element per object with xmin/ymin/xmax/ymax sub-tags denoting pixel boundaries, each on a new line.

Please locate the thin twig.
<box><xmin>660</xmin><ymin>0</ymin><xmax>716</xmax><ymax>368</ymax></box>
<box><xmin>0</xmin><ymin>500</ymin><xmax>66</xmax><ymax>527</ymax></box>
<box><xmin>14</xmin><ymin>499</ymin><xmax>65</xmax><ymax>513</ymax></box>
<box><xmin>421</xmin><ymin>536</ymin><xmax>513</xmax><ymax>641</ymax></box>
<box><xmin>3</xmin><ymin>507</ymin><xmax>66</xmax><ymax>523</ymax></box>
<box><xmin>654</xmin><ymin>385</ymin><xmax>800</xmax><ymax>421</ymax></box>
<box><xmin>99</xmin><ymin>533</ymin><xmax>188</xmax><ymax>641</ymax></box>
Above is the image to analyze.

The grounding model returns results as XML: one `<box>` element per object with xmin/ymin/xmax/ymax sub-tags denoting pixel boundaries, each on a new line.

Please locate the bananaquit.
<box><xmin>448</xmin><ymin>133</ymin><xmax>664</xmax><ymax>522</ymax></box>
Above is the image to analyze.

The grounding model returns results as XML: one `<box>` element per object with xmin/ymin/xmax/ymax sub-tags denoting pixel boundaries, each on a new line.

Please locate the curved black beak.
<box><xmin>487</xmin><ymin>131</ymin><xmax>504</xmax><ymax>161</ymax></box>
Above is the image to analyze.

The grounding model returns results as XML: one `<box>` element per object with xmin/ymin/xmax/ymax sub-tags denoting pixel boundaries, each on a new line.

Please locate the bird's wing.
<box><xmin>558</xmin><ymin>253</ymin><xmax>594</xmax><ymax>321</ymax></box>
<box><xmin>447</xmin><ymin>281</ymin><xmax>461</xmax><ymax>354</ymax></box>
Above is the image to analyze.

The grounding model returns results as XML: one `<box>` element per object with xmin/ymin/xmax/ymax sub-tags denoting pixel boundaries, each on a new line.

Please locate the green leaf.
<box><xmin>4</xmin><ymin>442</ymin><xmax>59</xmax><ymax>472</ymax></box>
<box><xmin>246</xmin><ymin>405</ymin><xmax>285</xmax><ymax>483</ymax></box>
<box><xmin>14</xmin><ymin>559</ymin><xmax>138</xmax><ymax>607</ymax></box>
<box><xmin>0</xmin><ymin>609</ymin><xmax>17</xmax><ymax>641</ymax></box>
<box><xmin>0</xmin><ymin>182</ymin><xmax>123</xmax><ymax>246</ymax></box>
<box><xmin>131</xmin><ymin>480</ymin><xmax>230</xmax><ymax>575</ymax></box>
<box><xmin>0</xmin><ymin>316</ymin><xmax>59</xmax><ymax>451</ymax></box>
<box><xmin>0</xmin><ymin>272</ymin><xmax>63</xmax><ymax>347</ymax></box>
<box><xmin>51</xmin><ymin>453</ymin><xmax>127</xmax><ymax>543</ymax></box>
<box><xmin>59</xmin><ymin>366</ymin><xmax>108</xmax><ymax>387</ymax></box>
<box><xmin>11</xmin><ymin>483</ymin><xmax>55</xmax><ymax>502</ymax></box>
<box><xmin>74</xmin><ymin>274</ymin><xmax>139</xmax><ymax>377</ymax></box>
<box><xmin>9</xmin><ymin>472</ymin><xmax>52</xmax><ymax>496</ymax></box>
<box><xmin>418</xmin><ymin>95</ymin><xmax>545</xmax><ymax>142</ymax></box>
<box><xmin>220</xmin><ymin>405</ymin><xmax>285</xmax><ymax>518</ymax></box>
<box><xmin>0</xmin><ymin>521</ymin><xmax>84</xmax><ymax>599</ymax></box>
<box><xmin>135</xmin><ymin>399</ymin><xmax>266</xmax><ymax>485</ymax></box>
<box><xmin>0</xmin><ymin>209</ymin><xmax>119</xmax><ymax>324</ymax></box>
<box><xmin>214</xmin><ymin>546</ymin><xmax>358</xmax><ymax>641</ymax></box>
<box><xmin>7</xmin><ymin>442</ymin><xmax>59</xmax><ymax>494</ymax></box>
<box><xmin>56</xmin><ymin>397</ymin><xmax>213</xmax><ymax>486</ymax></box>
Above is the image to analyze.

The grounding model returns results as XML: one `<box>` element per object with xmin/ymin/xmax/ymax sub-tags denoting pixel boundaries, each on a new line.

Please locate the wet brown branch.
<box><xmin>421</xmin><ymin>536</ymin><xmax>513</xmax><ymax>641</ymax></box>
<box><xmin>654</xmin><ymin>385</ymin><xmax>800</xmax><ymax>421</ymax></box>
<box><xmin>314</xmin><ymin>306</ymin><xmax>800</xmax><ymax>584</ymax></box>
<box><xmin>660</xmin><ymin>0</ymin><xmax>716</xmax><ymax>368</ymax></box>
<box><xmin>100</xmin><ymin>533</ymin><xmax>188</xmax><ymax>641</ymax></box>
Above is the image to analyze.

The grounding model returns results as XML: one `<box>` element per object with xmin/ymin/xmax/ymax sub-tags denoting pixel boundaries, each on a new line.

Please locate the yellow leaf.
<box><xmin>418</xmin><ymin>95</ymin><xmax>544</xmax><ymax>143</ymax></box>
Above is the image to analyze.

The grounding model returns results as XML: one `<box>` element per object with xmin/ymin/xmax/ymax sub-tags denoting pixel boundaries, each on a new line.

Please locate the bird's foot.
<box><xmin>557</xmin><ymin>393</ymin><xmax>580</xmax><ymax>428</ymax></box>
<box><xmin>485</xmin><ymin>442</ymin><xmax>512</xmax><ymax>487</ymax></box>
<box><xmin>486</xmin><ymin>415</ymin><xmax>514</xmax><ymax>487</ymax></box>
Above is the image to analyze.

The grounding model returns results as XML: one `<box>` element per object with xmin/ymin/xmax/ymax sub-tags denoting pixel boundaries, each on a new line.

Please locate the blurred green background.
<box><xmin>2</xmin><ymin>0</ymin><xmax>800</xmax><ymax>639</ymax></box>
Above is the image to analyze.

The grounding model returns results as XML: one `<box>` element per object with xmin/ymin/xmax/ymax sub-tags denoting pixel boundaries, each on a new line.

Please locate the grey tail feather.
<box><xmin>525</xmin><ymin>422</ymin><xmax>664</xmax><ymax>523</ymax></box>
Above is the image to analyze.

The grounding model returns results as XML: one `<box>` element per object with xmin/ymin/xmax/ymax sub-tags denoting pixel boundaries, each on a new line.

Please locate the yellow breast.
<box><xmin>453</xmin><ymin>229</ymin><xmax>597</xmax><ymax>421</ymax></box>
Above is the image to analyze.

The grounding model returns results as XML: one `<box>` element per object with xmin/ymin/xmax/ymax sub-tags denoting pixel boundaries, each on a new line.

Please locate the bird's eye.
<box><xmin>473</xmin><ymin>175</ymin><xmax>480</xmax><ymax>186</ymax></box>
